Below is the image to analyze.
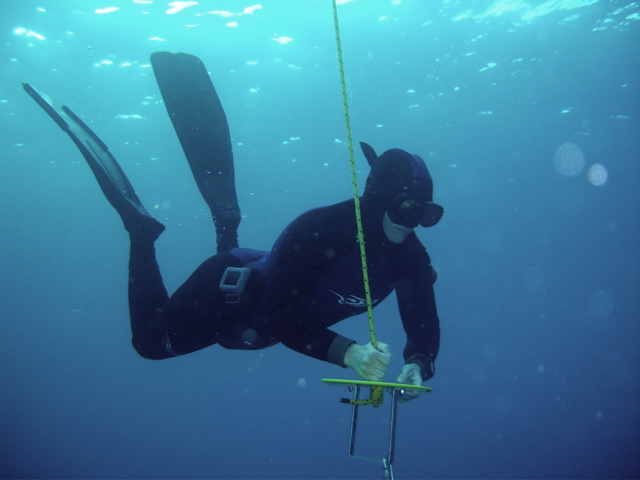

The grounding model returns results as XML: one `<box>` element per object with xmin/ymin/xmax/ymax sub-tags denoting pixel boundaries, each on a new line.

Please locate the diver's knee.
<box><xmin>131</xmin><ymin>337</ymin><xmax>172</xmax><ymax>360</ymax></box>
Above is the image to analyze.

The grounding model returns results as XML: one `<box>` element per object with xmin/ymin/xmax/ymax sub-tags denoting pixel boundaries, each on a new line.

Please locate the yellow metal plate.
<box><xmin>322</xmin><ymin>378</ymin><xmax>432</xmax><ymax>392</ymax></box>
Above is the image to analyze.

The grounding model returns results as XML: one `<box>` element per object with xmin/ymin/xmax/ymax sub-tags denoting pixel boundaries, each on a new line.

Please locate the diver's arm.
<box><xmin>399</xmin><ymin>281</ymin><xmax>439</xmax><ymax>380</ymax></box>
<box><xmin>266</xmin><ymin>205</ymin><xmax>357</xmax><ymax>366</ymax></box>
<box><xmin>394</xmin><ymin>240</ymin><xmax>440</xmax><ymax>381</ymax></box>
<box><xmin>343</xmin><ymin>341</ymin><xmax>392</xmax><ymax>381</ymax></box>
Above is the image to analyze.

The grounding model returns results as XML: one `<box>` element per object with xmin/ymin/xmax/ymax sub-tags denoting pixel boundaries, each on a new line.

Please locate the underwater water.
<box><xmin>1</xmin><ymin>0</ymin><xmax>639</xmax><ymax>478</ymax></box>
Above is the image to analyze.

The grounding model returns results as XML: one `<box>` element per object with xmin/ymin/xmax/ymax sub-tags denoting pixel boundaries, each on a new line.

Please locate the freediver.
<box><xmin>23</xmin><ymin>51</ymin><xmax>443</xmax><ymax>400</ymax></box>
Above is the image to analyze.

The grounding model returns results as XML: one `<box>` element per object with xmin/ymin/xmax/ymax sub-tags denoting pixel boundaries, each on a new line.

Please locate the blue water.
<box><xmin>1</xmin><ymin>1</ymin><xmax>638</xmax><ymax>478</ymax></box>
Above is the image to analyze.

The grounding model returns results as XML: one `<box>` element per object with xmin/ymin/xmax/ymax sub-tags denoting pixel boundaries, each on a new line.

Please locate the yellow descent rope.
<box><xmin>331</xmin><ymin>0</ymin><xmax>383</xmax><ymax>407</ymax></box>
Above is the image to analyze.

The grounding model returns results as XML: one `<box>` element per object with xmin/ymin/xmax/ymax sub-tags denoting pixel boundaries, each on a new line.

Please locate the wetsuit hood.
<box><xmin>360</xmin><ymin>142</ymin><xmax>444</xmax><ymax>228</ymax></box>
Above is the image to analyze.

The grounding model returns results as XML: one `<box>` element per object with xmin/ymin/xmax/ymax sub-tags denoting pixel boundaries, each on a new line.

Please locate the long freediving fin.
<box><xmin>23</xmin><ymin>83</ymin><xmax>163</xmax><ymax>238</ymax></box>
<box><xmin>150</xmin><ymin>51</ymin><xmax>240</xmax><ymax>253</ymax></box>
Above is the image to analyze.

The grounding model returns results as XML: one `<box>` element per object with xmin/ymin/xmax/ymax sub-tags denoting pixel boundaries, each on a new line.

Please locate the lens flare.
<box><xmin>588</xmin><ymin>163</ymin><xmax>608</xmax><ymax>186</ymax></box>
<box><xmin>553</xmin><ymin>142</ymin><xmax>585</xmax><ymax>176</ymax></box>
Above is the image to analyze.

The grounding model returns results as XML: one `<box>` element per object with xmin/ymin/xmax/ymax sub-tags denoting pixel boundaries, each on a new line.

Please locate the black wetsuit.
<box><xmin>129</xmin><ymin>197</ymin><xmax>440</xmax><ymax>378</ymax></box>
<box><xmin>23</xmin><ymin>54</ymin><xmax>440</xmax><ymax>379</ymax></box>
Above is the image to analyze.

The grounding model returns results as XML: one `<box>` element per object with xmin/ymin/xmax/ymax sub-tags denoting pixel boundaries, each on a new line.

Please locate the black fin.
<box><xmin>23</xmin><ymin>83</ymin><xmax>164</xmax><ymax>240</ymax></box>
<box><xmin>151</xmin><ymin>51</ymin><xmax>240</xmax><ymax>253</ymax></box>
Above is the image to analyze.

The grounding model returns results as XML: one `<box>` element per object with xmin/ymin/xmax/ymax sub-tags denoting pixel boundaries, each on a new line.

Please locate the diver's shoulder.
<box><xmin>400</xmin><ymin>232</ymin><xmax>431</xmax><ymax>257</ymax></box>
<box><xmin>298</xmin><ymin>199</ymin><xmax>354</xmax><ymax>220</ymax></box>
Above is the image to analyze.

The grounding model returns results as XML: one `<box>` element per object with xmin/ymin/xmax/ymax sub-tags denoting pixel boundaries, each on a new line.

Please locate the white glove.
<box><xmin>396</xmin><ymin>363</ymin><xmax>424</xmax><ymax>402</ymax></box>
<box><xmin>344</xmin><ymin>341</ymin><xmax>391</xmax><ymax>382</ymax></box>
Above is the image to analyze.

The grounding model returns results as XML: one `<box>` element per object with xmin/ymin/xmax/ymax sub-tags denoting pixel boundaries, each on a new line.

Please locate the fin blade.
<box><xmin>151</xmin><ymin>51</ymin><xmax>241</xmax><ymax>252</ymax></box>
<box><xmin>24</xmin><ymin>83</ymin><xmax>150</xmax><ymax>218</ymax></box>
<box><xmin>23</xmin><ymin>83</ymin><xmax>69</xmax><ymax>131</ymax></box>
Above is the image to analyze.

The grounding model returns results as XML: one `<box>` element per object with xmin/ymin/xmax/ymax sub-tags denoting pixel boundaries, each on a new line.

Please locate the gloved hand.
<box><xmin>343</xmin><ymin>342</ymin><xmax>391</xmax><ymax>382</ymax></box>
<box><xmin>396</xmin><ymin>363</ymin><xmax>424</xmax><ymax>403</ymax></box>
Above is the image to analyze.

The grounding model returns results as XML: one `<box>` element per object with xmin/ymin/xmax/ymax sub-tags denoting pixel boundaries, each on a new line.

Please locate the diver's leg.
<box><xmin>131</xmin><ymin>248</ymin><xmax>261</xmax><ymax>357</ymax></box>
<box><xmin>150</xmin><ymin>52</ymin><xmax>241</xmax><ymax>253</ymax></box>
<box><xmin>23</xmin><ymin>83</ymin><xmax>170</xmax><ymax>355</ymax></box>
<box><xmin>128</xmin><ymin>237</ymin><xmax>173</xmax><ymax>359</ymax></box>
<box><xmin>153</xmin><ymin>253</ymin><xmax>242</xmax><ymax>356</ymax></box>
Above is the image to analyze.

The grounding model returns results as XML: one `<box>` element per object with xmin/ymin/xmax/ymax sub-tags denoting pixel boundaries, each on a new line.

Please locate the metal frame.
<box><xmin>345</xmin><ymin>386</ymin><xmax>402</xmax><ymax>480</ymax></box>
